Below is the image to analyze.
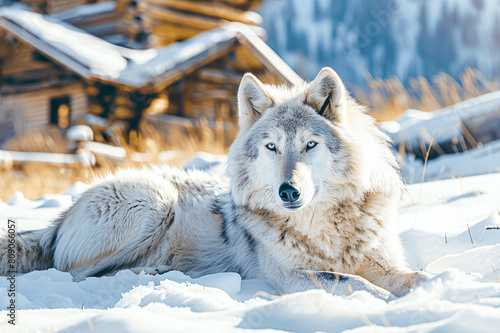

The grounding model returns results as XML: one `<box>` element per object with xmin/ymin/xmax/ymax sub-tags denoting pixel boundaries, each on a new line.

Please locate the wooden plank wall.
<box><xmin>47</xmin><ymin>0</ymin><xmax>86</xmax><ymax>14</ymax></box>
<box><xmin>0</xmin><ymin>84</ymin><xmax>88</xmax><ymax>134</ymax></box>
<box><xmin>21</xmin><ymin>0</ymin><xmax>87</xmax><ymax>14</ymax></box>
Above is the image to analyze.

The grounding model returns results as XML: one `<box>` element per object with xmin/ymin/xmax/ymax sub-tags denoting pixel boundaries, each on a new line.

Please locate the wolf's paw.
<box><xmin>412</xmin><ymin>270</ymin><xmax>433</xmax><ymax>285</ymax></box>
<box><xmin>391</xmin><ymin>270</ymin><xmax>433</xmax><ymax>297</ymax></box>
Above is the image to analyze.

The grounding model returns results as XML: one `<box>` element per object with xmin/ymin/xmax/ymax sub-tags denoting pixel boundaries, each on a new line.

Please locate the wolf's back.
<box><xmin>0</xmin><ymin>228</ymin><xmax>55</xmax><ymax>275</ymax></box>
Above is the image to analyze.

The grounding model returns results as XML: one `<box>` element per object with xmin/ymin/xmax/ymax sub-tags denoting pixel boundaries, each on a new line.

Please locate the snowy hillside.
<box><xmin>1</xmin><ymin>159</ymin><xmax>500</xmax><ymax>332</ymax></box>
<box><xmin>260</xmin><ymin>0</ymin><xmax>500</xmax><ymax>87</ymax></box>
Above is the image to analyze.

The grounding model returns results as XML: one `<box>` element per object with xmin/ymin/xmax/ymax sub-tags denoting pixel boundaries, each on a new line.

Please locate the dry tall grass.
<box><xmin>0</xmin><ymin>119</ymin><xmax>231</xmax><ymax>201</ymax></box>
<box><xmin>358</xmin><ymin>67</ymin><xmax>499</xmax><ymax>121</ymax></box>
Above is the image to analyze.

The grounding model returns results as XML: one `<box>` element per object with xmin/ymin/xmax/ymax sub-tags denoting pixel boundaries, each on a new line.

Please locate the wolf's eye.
<box><xmin>306</xmin><ymin>141</ymin><xmax>318</xmax><ymax>151</ymax></box>
<box><xmin>265</xmin><ymin>143</ymin><xmax>276</xmax><ymax>151</ymax></box>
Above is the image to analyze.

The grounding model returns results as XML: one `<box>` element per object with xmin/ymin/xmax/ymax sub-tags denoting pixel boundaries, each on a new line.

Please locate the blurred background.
<box><xmin>263</xmin><ymin>0</ymin><xmax>500</xmax><ymax>86</ymax></box>
<box><xmin>0</xmin><ymin>0</ymin><xmax>499</xmax><ymax>200</ymax></box>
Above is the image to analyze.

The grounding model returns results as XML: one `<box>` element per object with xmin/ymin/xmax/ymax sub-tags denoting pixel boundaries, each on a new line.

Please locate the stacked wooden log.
<box><xmin>127</xmin><ymin>0</ymin><xmax>269</xmax><ymax>124</ymax></box>
<box><xmin>21</xmin><ymin>0</ymin><xmax>87</xmax><ymax>14</ymax></box>
<box><xmin>137</xmin><ymin>0</ymin><xmax>263</xmax><ymax>46</ymax></box>
<box><xmin>50</xmin><ymin>1</ymin><xmax>145</xmax><ymax>47</ymax></box>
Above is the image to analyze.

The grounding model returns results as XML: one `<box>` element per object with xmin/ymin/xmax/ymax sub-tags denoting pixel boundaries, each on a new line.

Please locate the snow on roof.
<box><xmin>120</xmin><ymin>26</ymin><xmax>238</xmax><ymax>90</ymax></box>
<box><xmin>0</xmin><ymin>6</ymin><xmax>239</xmax><ymax>91</ymax></box>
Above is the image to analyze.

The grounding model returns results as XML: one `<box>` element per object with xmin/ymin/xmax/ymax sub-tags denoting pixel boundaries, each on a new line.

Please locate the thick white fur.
<box><xmin>0</xmin><ymin>68</ymin><xmax>431</xmax><ymax>299</ymax></box>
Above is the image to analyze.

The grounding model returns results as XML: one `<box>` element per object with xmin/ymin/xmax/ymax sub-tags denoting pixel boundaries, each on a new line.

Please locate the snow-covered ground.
<box><xmin>402</xmin><ymin>139</ymin><xmax>500</xmax><ymax>183</ymax></box>
<box><xmin>1</xmin><ymin>153</ymin><xmax>500</xmax><ymax>332</ymax></box>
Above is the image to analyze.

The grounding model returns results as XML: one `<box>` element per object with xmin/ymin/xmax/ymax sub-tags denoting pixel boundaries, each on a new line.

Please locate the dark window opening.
<box><xmin>50</xmin><ymin>96</ymin><xmax>71</xmax><ymax>129</ymax></box>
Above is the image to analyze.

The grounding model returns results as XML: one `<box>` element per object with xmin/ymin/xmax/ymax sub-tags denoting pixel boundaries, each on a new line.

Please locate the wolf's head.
<box><xmin>227</xmin><ymin>68</ymin><xmax>401</xmax><ymax>214</ymax></box>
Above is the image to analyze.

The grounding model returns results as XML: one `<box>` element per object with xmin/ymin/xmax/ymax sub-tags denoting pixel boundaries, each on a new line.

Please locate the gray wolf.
<box><xmin>0</xmin><ymin>68</ymin><xmax>430</xmax><ymax>300</ymax></box>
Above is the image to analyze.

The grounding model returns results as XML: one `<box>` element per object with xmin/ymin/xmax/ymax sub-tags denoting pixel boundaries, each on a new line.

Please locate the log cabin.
<box><xmin>0</xmin><ymin>0</ymin><xmax>302</xmax><ymax>147</ymax></box>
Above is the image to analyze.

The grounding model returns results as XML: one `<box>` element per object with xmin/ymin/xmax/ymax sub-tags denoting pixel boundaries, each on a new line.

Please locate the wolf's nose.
<box><xmin>279</xmin><ymin>183</ymin><xmax>300</xmax><ymax>202</ymax></box>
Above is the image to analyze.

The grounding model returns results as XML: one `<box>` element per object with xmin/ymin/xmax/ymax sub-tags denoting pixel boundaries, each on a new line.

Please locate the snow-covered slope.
<box><xmin>260</xmin><ymin>0</ymin><xmax>500</xmax><ymax>87</ymax></box>
<box><xmin>402</xmin><ymin>139</ymin><xmax>500</xmax><ymax>183</ymax></box>
<box><xmin>1</xmin><ymin>163</ymin><xmax>500</xmax><ymax>332</ymax></box>
<box><xmin>379</xmin><ymin>92</ymin><xmax>500</xmax><ymax>184</ymax></box>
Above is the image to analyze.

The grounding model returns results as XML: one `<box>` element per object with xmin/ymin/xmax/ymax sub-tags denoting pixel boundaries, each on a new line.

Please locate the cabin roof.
<box><xmin>49</xmin><ymin>1</ymin><xmax>117</xmax><ymax>23</ymax></box>
<box><xmin>0</xmin><ymin>5</ymin><xmax>302</xmax><ymax>92</ymax></box>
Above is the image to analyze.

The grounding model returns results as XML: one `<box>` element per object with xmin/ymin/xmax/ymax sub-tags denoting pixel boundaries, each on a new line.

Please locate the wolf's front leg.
<box><xmin>277</xmin><ymin>270</ymin><xmax>395</xmax><ymax>301</ymax></box>
<box><xmin>359</xmin><ymin>263</ymin><xmax>433</xmax><ymax>297</ymax></box>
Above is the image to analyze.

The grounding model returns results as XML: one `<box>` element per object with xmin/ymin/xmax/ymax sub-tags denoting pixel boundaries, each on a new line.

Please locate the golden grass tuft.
<box><xmin>358</xmin><ymin>67</ymin><xmax>499</xmax><ymax>122</ymax></box>
<box><xmin>0</xmin><ymin>118</ymin><xmax>232</xmax><ymax>201</ymax></box>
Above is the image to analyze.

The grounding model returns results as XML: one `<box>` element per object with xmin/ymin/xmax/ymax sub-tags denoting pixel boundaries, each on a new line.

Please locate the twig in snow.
<box><xmin>467</xmin><ymin>223</ymin><xmax>475</xmax><ymax>247</ymax></box>
<box><xmin>458</xmin><ymin>120</ymin><xmax>478</xmax><ymax>148</ymax></box>
<box><xmin>87</xmin><ymin>317</ymin><xmax>95</xmax><ymax>331</ymax></box>
<box><xmin>485</xmin><ymin>276</ymin><xmax>500</xmax><ymax>283</ymax></box>
<box><xmin>413</xmin><ymin>138</ymin><xmax>434</xmax><ymax>227</ymax></box>
<box><xmin>379</xmin><ymin>312</ymin><xmax>391</xmax><ymax>327</ymax></box>
<box><xmin>352</xmin><ymin>305</ymin><xmax>375</xmax><ymax>327</ymax></box>
<box><xmin>421</xmin><ymin>138</ymin><xmax>433</xmax><ymax>183</ymax></box>
<box><xmin>422</xmin><ymin>129</ymin><xmax>445</xmax><ymax>156</ymax></box>
<box><xmin>492</xmin><ymin>263</ymin><xmax>499</xmax><ymax>281</ymax></box>
<box><xmin>481</xmin><ymin>226</ymin><xmax>500</xmax><ymax>241</ymax></box>
<box><xmin>253</xmin><ymin>290</ymin><xmax>281</xmax><ymax>300</ymax></box>
<box><xmin>459</xmin><ymin>136</ymin><xmax>468</xmax><ymax>152</ymax></box>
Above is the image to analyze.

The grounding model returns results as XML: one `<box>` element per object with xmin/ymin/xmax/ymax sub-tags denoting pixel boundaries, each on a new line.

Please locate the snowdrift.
<box><xmin>1</xmin><ymin>157</ymin><xmax>500</xmax><ymax>332</ymax></box>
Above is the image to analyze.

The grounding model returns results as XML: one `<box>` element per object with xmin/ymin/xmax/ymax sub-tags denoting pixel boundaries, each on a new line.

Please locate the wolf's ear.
<box><xmin>238</xmin><ymin>73</ymin><xmax>273</xmax><ymax>131</ymax></box>
<box><xmin>306</xmin><ymin>67</ymin><xmax>347</xmax><ymax>122</ymax></box>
